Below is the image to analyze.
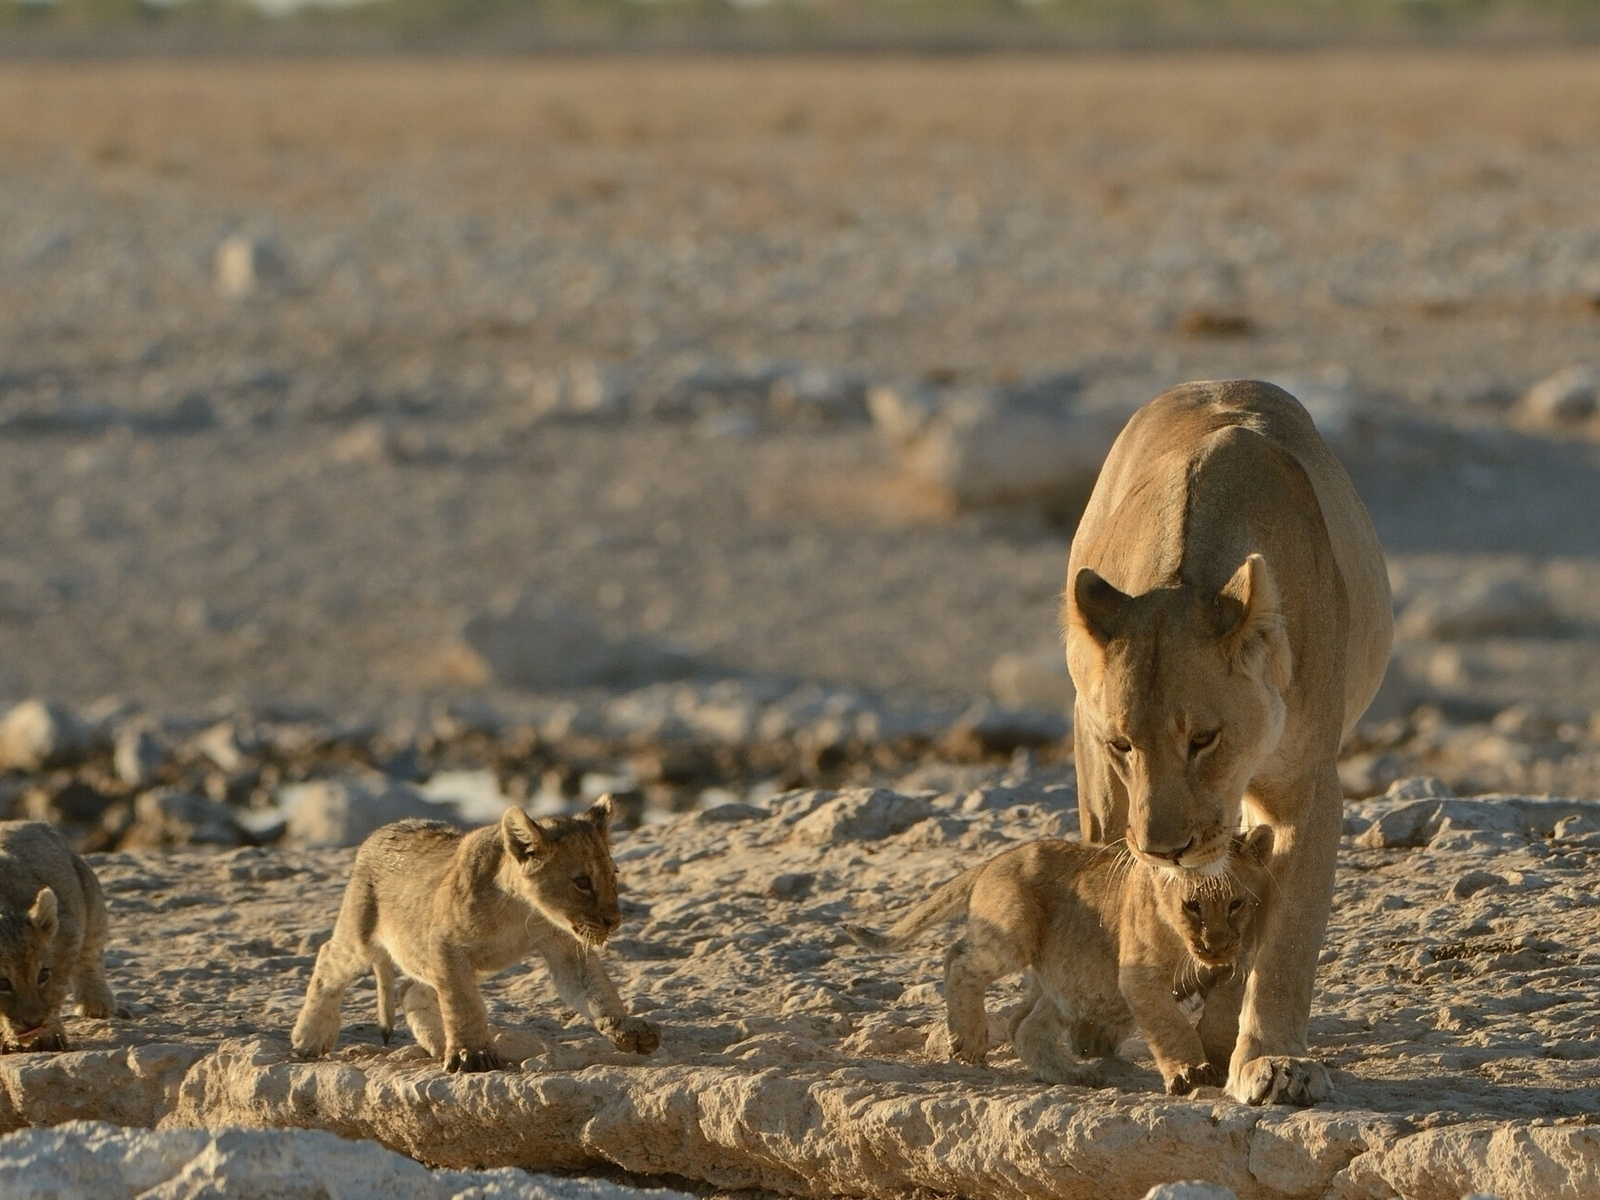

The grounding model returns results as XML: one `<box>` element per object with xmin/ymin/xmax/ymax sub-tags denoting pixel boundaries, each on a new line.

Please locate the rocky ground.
<box><xmin>1</xmin><ymin>776</ymin><xmax>1598</xmax><ymax>1199</ymax></box>
<box><xmin>3</xmin><ymin>51</ymin><xmax>1600</xmax><ymax>1199</ymax></box>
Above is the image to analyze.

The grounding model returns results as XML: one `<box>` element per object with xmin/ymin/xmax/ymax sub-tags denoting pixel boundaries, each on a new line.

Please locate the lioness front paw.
<box><xmin>1227</xmin><ymin>1056</ymin><xmax>1333</xmax><ymax>1106</ymax></box>
<box><xmin>949</xmin><ymin>1033</ymin><xmax>988</xmax><ymax>1066</ymax></box>
<box><xmin>1166</xmin><ymin>1062</ymin><xmax>1225</xmax><ymax>1096</ymax></box>
<box><xmin>443</xmin><ymin>1045</ymin><xmax>503</xmax><ymax>1074</ymax></box>
<box><xmin>599</xmin><ymin>1016</ymin><xmax>661</xmax><ymax>1055</ymax></box>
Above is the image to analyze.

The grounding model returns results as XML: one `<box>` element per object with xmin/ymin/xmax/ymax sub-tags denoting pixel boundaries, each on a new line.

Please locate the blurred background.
<box><xmin>3</xmin><ymin>11</ymin><xmax>1600</xmax><ymax>847</ymax></box>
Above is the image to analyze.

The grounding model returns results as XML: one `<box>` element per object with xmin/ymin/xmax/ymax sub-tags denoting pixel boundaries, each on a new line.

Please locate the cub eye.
<box><xmin>1228</xmin><ymin>899</ymin><xmax>1244</xmax><ymax>914</ymax></box>
<box><xmin>573</xmin><ymin>874</ymin><xmax>595</xmax><ymax>895</ymax></box>
<box><xmin>36</xmin><ymin>968</ymin><xmax>50</xmax><ymax>986</ymax></box>
<box><xmin>1188</xmin><ymin>730</ymin><xmax>1219</xmax><ymax>757</ymax></box>
<box><xmin>0</xmin><ymin>979</ymin><xmax>11</xmax><ymax>994</ymax></box>
<box><xmin>1181</xmin><ymin>899</ymin><xmax>1201</xmax><ymax>916</ymax></box>
<box><xmin>1108</xmin><ymin>738</ymin><xmax>1132</xmax><ymax>755</ymax></box>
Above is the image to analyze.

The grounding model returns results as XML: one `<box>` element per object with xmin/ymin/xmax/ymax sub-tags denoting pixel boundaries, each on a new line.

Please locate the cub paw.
<box><xmin>1166</xmin><ymin>1062</ymin><xmax>1226</xmax><ymax>1096</ymax></box>
<box><xmin>443</xmin><ymin>1046</ymin><xmax>503</xmax><ymax>1074</ymax></box>
<box><xmin>15</xmin><ymin>1030</ymin><xmax>70</xmax><ymax>1053</ymax></box>
<box><xmin>1227</xmin><ymin>1056</ymin><xmax>1333</xmax><ymax>1107</ymax></box>
<box><xmin>601</xmin><ymin>1016</ymin><xmax>661</xmax><ymax>1056</ymax></box>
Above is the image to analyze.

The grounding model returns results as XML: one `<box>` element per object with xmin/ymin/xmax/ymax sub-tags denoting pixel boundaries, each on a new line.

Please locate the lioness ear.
<box><xmin>29</xmin><ymin>887</ymin><xmax>58</xmax><ymax>936</ymax></box>
<box><xmin>1240</xmin><ymin>824</ymin><xmax>1275</xmax><ymax>864</ymax></box>
<box><xmin>1215</xmin><ymin>554</ymin><xmax>1292</xmax><ymax>691</ymax></box>
<box><xmin>1072</xmin><ymin>568</ymin><xmax>1132</xmax><ymax>646</ymax></box>
<box><xmin>586</xmin><ymin>794</ymin><xmax>614</xmax><ymax>837</ymax></box>
<box><xmin>501</xmin><ymin>807</ymin><xmax>550</xmax><ymax>865</ymax></box>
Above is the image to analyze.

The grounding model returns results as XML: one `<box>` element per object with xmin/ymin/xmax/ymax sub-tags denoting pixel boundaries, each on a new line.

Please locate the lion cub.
<box><xmin>0</xmin><ymin>821</ymin><xmax>124</xmax><ymax>1052</ymax></box>
<box><xmin>846</xmin><ymin>826</ymin><xmax>1272</xmax><ymax>1094</ymax></box>
<box><xmin>292</xmin><ymin>796</ymin><xmax>660</xmax><ymax>1072</ymax></box>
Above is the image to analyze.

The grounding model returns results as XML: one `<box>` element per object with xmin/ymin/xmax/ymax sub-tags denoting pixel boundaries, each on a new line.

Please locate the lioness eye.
<box><xmin>37</xmin><ymin>968</ymin><xmax>50</xmax><ymax>985</ymax></box>
<box><xmin>0</xmin><ymin>979</ymin><xmax>11</xmax><ymax>994</ymax></box>
<box><xmin>1108</xmin><ymin>738</ymin><xmax>1132</xmax><ymax>755</ymax></box>
<box><xmin>573</xmin><ymin>874</ymin><xmax>594</xmax><ymax>894</ymax></box>
<box><xmin>1189</xmin><ymin>730</ymin><xmax>1218</xmax><ymax>757</ymax></box>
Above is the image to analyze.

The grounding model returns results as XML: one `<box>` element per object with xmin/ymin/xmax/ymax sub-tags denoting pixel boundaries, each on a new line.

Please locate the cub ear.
<box><xmin>29</xmin><ymin>887</ymin><xmax>58</xmax><ymax>936</ymax></box>
<box><xmin>1072</xmin><ymin>568</ymin><xmax>1132</xmax><ymax>646</ymax></box>
<box><xmin>501</xmin><ymin>807</ymin><xmax>550</xmax><ymax>866</ymax></box>
<box><xmin>1239</xmin><ymin>824</ymin><xmax>1275</xmax><ymax>864</ymax></box>
<box><xmin>585</xmin><ymin>794</ymin><xmax>614</xmax><ymax>837</ymax></box>
<box><xmin>1215</xmin><ymin>554</ymin><xmax>1292</xmax><ymax>692</ymax></box>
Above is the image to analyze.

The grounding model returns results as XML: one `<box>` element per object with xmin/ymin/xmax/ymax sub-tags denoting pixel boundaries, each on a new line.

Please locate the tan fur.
<box><xmin>291</xmin><ymin>796</ymin><xmax>660</xmax><ymax>1072</ymax></box>
<box><xmin>846</xmin><ymin>827</ymin><xmax>1273</xmax><ymax>1094</ymax></box>
<box><xmin>0</xmin><ymin>821</ymin><xmax>124</xmax><ymax>1052</ymax></box>
<box><xmin>1063</xmin><ymin>380</ymin><xmax>1392</xmax><ymax>1105</ymax></box>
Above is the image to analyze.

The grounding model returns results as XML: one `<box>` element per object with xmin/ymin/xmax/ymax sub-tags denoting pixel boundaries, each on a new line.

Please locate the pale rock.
<box><xmin>462</xmin><ymin>594</ymin><xmax>694</xmax><ymax>690</ymax></box>
<box><xmin>1398</xmin><ymin>574</ymin><xmax>1560</xmax><ymax>641</ymax></box>
<box><xmin>989</xmin><ymin>648</ymin><xmax>1074</xmax><ymax>712</ymax></box>
<box><xmin>1450</xmin><ymin>869</ymin><xmax>1508</xmax><ymax>899</ymax></box>
<box><xmin>113</xmin><ymin>722</ymin><xmax>168</xmax><ymax>788</ymax></box>
<box><xmin>1522</xmin><ymin>364</ymin><xmax>1600</xmax><ymax>424</ymax></box>
<box><xmin>123</xmin><ymin>788</ymin><xmax>244</xmax><ymax>848</ymax></box>
<box><xmin>214</xmin><ymin>234</ymin><xmax>287</xmax><ymax>298</ymax></box>
<box><xmin>1355</xmin><ymin>797</ymin><xmax>1527</xmax><ymax>850</ymax></box>
<box><xmin>0</xmin><ymin>698</ymin><xmax>94</xmax><ymax>770</ymax></box>
<box><xmin>1139</xmin><ymin>1185</ymin><xmax>1238</xmax><ymax>1200</ymax></box>
<box><xmin>280</xmin><ymin>773</ymin><xmax>450</xmax><ymax>849</ymax></box>
<box><xmin>870</xmin><ymin>379</ymin><xmax>1122</xmax><ymax>511</ymax></box>
<box><xmin>790</xmin><ymin>787</ymin><xmax>932</xmax><ymax>845</ymax></box>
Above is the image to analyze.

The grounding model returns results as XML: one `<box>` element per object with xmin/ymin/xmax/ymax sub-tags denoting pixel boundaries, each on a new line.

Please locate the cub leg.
<box><xmin>70</xmin><ymin>860</ymin><xmax>122</xmax><ymax>1019</ymax></box>
<box><xmin>400</xmin><ymin>980</ymin><xmax>446</xmax><ymax>1058</ymax></box>
<box><xmin>1014</xmin><ymin>994</ymin><xmax>1104</xmax><ymax>1087</ymax></box>
<box><xmin>1197</xmin><ymin>967</ymin><xmax>1246</xmax><ymax>1079</ymax></box>
<box><xmin>1119</xmin><ymin>962</ymin><xmax>1212</xmax><ymax>1095</ymax></box>
<box><xmin>372</xmin><ymin>948</ymin><xmax>398</xmax><ymax>1046</ymax></box>
<box><xmin>943</xmin><ymin>934</ymin><xmax>1018</xmax><ymax>1066</ymax></box>
<box><xmin>542</xmin><ymin>939</ymin><xmax>660</xmax><ymax>1055</ymax></box>
<box><xmin>290</xmin><ymin>884</ymin><xmax>376</xmax><ymax>1058</ymax></box>
<box><xmin>432</xmin><ymin>946</ymin><xmax>500</xmax><ymax>1073</ymax></box>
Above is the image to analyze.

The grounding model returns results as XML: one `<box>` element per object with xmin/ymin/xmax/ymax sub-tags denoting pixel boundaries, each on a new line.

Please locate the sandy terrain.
<box><xmin>3</xmin><ymin>51</ymin><xmax>1600</xmax><ymax>1198</ymax></box>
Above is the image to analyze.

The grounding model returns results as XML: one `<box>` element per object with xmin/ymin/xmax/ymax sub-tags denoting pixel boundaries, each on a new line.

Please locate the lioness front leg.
<box><xmin>1228</xmin><ymin>770</ymin><xmax>1340</xmax><ymax>1107</ymax></box>
<box><xmin>543</xmin><ymin>939</ymin><xmax>659</xmax><ymax>1055</ymax></box>
<box><xmin>433</xmin><ymin>948</ymin><xmax>500</xmax><ymax>1073</ymax></box>
<box><xmin>1119</xmin><ymin>963</ymin><xmax>1212</xmax><ymax>1095</ymax></box>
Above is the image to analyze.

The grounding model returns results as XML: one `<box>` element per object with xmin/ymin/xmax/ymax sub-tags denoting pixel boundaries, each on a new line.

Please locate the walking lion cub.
<box><xmin>0</xmin><ymin>820</ymin><xmax>124</xmax><ymax>1052</ymax></box>
<box><xmin>292</xmin><ymin>796</ymin><xmax>659</xmax><ymax>1072</ymax></box>
<box><xmin>846</xmin><ymin>826</ymin><xmax>1273</xmax><ymax>1094</ymax></box>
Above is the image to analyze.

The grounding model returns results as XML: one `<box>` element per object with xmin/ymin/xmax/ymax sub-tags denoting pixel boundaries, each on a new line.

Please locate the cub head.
<box><xmin>1157</xmin><ymin>825</ymin><xmax>1274</xmax><ymax>969</ymax></box>
<box><xmin>0</xmin><ymin>887</ymin><xmax>65</xmax><ymax>1046</ymax></box>
<box><xmin>500</xmin><ymin>797</ymin><xmax>623</xmax><ymax>947</ymax></box>
<box><xmin>1067</xmin><ymin>553</ymin><xmax>1291</xmax><ymax>873</ymax></box>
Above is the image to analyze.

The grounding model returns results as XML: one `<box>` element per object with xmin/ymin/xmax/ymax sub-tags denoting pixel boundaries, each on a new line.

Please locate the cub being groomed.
<box><xmin>0</xmin><ymin>820</ymin><xmax>126</xmax><ymax>1052</ymax></box>
<box><xmin>845</xmin><ymin>826</ymin><xmax>1273</xmax><ymax>1094</ymax></box>
<box><xmin>291</xmin><ymin>796</ymin><xmax>660</xmax><ymax>1072</ymax></box>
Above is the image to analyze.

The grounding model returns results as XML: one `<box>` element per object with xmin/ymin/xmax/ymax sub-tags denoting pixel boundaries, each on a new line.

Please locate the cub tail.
<box><xmin>842</xmin><ymin>868</ymin><xmax>979</xmax><ymax>951</ymax></box>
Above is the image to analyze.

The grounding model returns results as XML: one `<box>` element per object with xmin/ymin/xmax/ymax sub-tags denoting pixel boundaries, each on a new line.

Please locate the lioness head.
<box><xmin>1157</xmin><ymin>825</ymin><xmax>1274</xmax><ymax>969</ymax></box>
<box><xmin>0</xmin><ymin>887</ymin><xmax>65</xmax><ymax>1046</ymax></box>
<box><xmin>1068</xmin><ymin>553</ymin><xmax>1291</xmax><ymax>872</ymax></box>
<box><xmin>500</xmin><ymin>797</ymin><xmax>623</xmax><ymax>947</ymax></box>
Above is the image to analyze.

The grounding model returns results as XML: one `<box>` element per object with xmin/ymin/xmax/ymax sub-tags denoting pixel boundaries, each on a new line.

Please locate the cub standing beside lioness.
<box><xmin>292</xmin><ymin>795</ymin><xmax>660</xmax><ymax>1072</ymax></box>
<box><xmin>847</xmin><ymin>828</ymin><xmax>1272</xmax><ymax>1094</ymax></box>
<box><xmin>0</xmin><ymin>820</ymin><xmax>125</xmax><ymax>1052</ymax></box>
<box><xmin>1065</xmin><ymin>380</ymin><xmax>1392</xmax><ymax>1106</ymax></box>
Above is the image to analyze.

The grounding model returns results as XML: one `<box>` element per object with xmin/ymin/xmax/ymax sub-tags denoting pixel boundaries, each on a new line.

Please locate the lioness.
<box><xmin>291</xmin><ymin>796</ymin><xmax>660</xmax><ymax>1072</ymax></box>
<box><xmin>0</xmin><ymin>821</ymin><xmax>124</xmax><ymax>1051</ymax></box>
<box><xmin>846</xmin><ymin>827</ymin><xmax>1272</xmax><ymax>1094</ymax></box>
<box><xmin>1065</xmin><ymin>380</ymin><xmax>1391</xmax><ymax>1105</ymax></box>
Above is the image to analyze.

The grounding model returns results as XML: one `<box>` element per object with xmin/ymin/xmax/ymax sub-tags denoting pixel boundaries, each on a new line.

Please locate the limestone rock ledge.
<box><xmin>3</xmin><ymin>1038</ymin><xmax>1595</xmax><ymax>1200</ymax></box>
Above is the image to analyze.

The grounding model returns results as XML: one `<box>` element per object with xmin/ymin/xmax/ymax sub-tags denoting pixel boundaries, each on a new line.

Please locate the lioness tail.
<box><xmin>842</xmin><ymin>868</ymin><xmax>979</xmax><ymax>951</ymax></box>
